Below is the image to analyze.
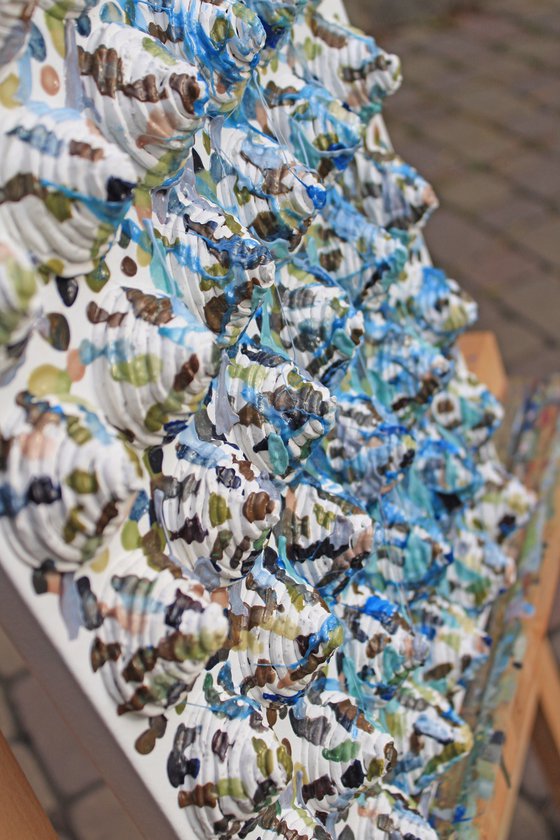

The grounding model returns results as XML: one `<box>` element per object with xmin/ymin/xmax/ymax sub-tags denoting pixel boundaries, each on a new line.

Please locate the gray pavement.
<box><xmin>375</xmin><ymin>0</ymin><xmax>560</xmax><ymax>379</ymax></box>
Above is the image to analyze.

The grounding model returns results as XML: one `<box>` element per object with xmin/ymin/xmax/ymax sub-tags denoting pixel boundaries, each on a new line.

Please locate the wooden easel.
<box><xmin>433</xmin><ymin>333</ymin><xmax>560</xmax><ymax>839</ymax></box>
<box><xmin>0</xmin><ymin>732</ymin><xmax>58</xmax><ymax>839</ymax></box>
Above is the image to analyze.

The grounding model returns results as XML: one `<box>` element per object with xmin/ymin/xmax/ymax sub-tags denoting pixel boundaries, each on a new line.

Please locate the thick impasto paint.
<box><xmin>0</xmin><ymin>0</ymin><xmax>536</xmax><ymax>838</ymax></box>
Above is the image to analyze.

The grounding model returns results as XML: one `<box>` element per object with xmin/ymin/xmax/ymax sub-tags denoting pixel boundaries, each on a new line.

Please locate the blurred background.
<box><xmin>346</xmin><ymin>0</ymin><xmax>560</xmax><ymax>381</ymax></box>
<box><xmin>343</xmin><ymin>0</ymin><xmax>560</xmax><ymax>837</ymax></box>
<box><xmin>0</xmin><ymin>1</ymin><xmax>558</xmax><ymax>838</ymax></box>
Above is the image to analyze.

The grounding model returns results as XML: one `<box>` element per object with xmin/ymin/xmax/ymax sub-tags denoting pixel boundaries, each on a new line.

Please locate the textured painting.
<box><xmin>0</xmin><ymin>0</ymin><xmax>535</xmax><ymax>838</ymax></box>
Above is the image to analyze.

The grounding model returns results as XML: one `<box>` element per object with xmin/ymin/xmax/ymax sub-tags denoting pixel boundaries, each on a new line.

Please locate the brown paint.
<box><xmin>40</xmin><ymin>65</ymin><xmax>60</xmax><ymax>96</ymax></box>
<box><xmin>121</xmin><ymin>255</ymin><xmax>138</xmax><ymax>277</ymax></box>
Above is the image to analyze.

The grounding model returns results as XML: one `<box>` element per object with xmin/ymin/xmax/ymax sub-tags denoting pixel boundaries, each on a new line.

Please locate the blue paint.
<box><xmin>217</xmin><ymin>662</ymin><xmax>235</xmax><ymax>693</ymax></box>
<box><xmin>0</xmin><ymin>484</ymin><xmax>28</xmax><ymax>517</ymax></box>
<box><xmin>129</xmin><ymin>490</ymin><xmax>150</xmax><ymax>521</ymax></box>
<box><xmin>7</xmin><ymin>124</ymin><xmax>61</xmax><ymax>157</ymax></box>
<box><xmin>361</xmin><ymin>594</ymin><xmax>397</xmax><ymax>622</ymax></box>
<box><xmin>28</xmin><ymin>23</ymin><xmax>46</xmax><ymax>62</ymax></box>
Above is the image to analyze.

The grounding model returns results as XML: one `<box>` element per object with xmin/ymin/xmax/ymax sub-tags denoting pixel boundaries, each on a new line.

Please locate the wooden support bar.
<box><xmin>0</xmin><ymin>732</ymin><xmax>58</xmax><ymax>840</ymax></box>
<box><xmin>476</xmin><ymin>481</ymin><xmax>560</xmax><ymax>840</ymax></box>
<box><xmin>433</xmin><ymin>375</ymin><xmax>560</xmax><ymax>839</ymax></box>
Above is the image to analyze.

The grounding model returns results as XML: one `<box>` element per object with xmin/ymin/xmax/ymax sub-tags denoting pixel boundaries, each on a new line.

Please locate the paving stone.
<box><xmin>429</xmin><ymin>68</ymin><xmax>489</xmax><ymax>96</ymax></box>
<box><xmin>463</xmin><ymin>244</ymin><xmax>541</xmax><ymax>292</ymax></box>
<box><xmin>383</xmin><ymin>136</ymin><xmax>463</xmax><ymax>184</ymax></box>
<box><xmin>520</xmin><ymin>746</ymin><xmax>550</xmax><ymax>803</ymax></box>
<box><xmin>493</xmin><ymin>150</ymin><xmax>560</xmax><ymax>204</ymax></box>
<box><xmin>509</xmin><ymin>794</ymin><xmax>554</xmax><ymax>840</ymax></box>
<box><xmin>542</xmin><ymin>801</ymin><xmax>560</xmax><ymax>837</ymax></box>
<box><xmin>514</xmin><ymin>218</ymin><xmax>560</xmax><ymax>270</ymax></box>
<box><xmin>506</xmin><ymin>274</ymin><xmax>560</xmax><ymax>340</ymax></box>
<box><xmin>458</xmin><ymin>12</ymin><xmax>523</xmax><ymax>42</ymax></box>
<box><xmin>380</xmin><ymin>119</ymin><xmax>416</xmax><ymax>154</ymax></box>
<box><xmin>461</xmin><ymin>86</ymin><xmax>527</xmax><ymax>126</ymax></box>
<box><xmin>509</xmin><ymin>34</ymin><xmax>560</xmax><ymax>71</ymax></box>
<box><xmin>9</xmin><ymin>740</ymin><xmax>58</xmax><ymax>815</ymax></box>
<box><xmin>512</xmin><ymin>71</ymin><xmax>560</xmax><ymax>104</ymax></box>
<box><xmin>507</xmin><ymin>109</ymin><xmax>560</xmax><ymax>148</ymax></box>
<box><xmin>0</xmin><ymin>684</ymin><xmax>17</xmax><ymax>740</ymax></box>
<box><xmin>413</xmin><ymin>63</ymin><xmax>476</xmax><ymax>96</ymax></box>
<box><xmin>427</xmin><ymin>30</ymin><xmax>492</xmax><ymax>67</ymax></box>
<box><xmin>11</xmin><ymin>674</ymin><xmax>100</xmax><ymax>798</ymax></box>
<box><xmin>425</xmin><ymin>207</ymin><xmax>496</xmax><ymax>265</ymax></box>
<box><xmin>477</xmin><ymin>52</ymin><xmax>533</xmax><ymax>87</ymax></box>
<box><xmin>481</xmin><ymin>192</ymin><xmax>549</xmax><ymax>236</ymax></box>
<box><xmin>384</xmin><ymin>82</ymin><xmax>423</xmax><ymax>114</ymax></box>
<box><xmin>0</xmin><ymin>625</ymin><xmax>26</xmax><ymax>678</ymax></box>
<box><xmin>529</xmin><ymin>10</ymin><xmax>560</xmax><ymax>36</ymax></box>
<box><xmin>391</xmin><ymin>92</ymin><xmax>453</xmax><ymax>126</ymax></box>
<box><xmin>525</xmin><ymin>78</ymin><xmax>560</xmax><ymax>111</ymax></box>
<box><xmin>510</xmin><ymin>347</ymin><xmax>560</xmax><ymax>378</ymax></box>
<box><xmin>424</xmin><ymin>114</ymin><xmax>521</xmax><ymax>163</ymax></box>
<box><xmin>471</xmin><ymin>298</ymin><xmax>545</xmax><ymax>372</ymax></box>
<box><xmin>490</xmin><ymin>0</ymin><xmax>550</xmax><ymax>14</ymax></box>
<box><xmin>399</xmin><ymin>51</ymin><xmax>457</xmax><ymax>85</ymax></box>
<box><xmin>70</xmin><ymin>786</ymin><xmax>143</xmax><ymax>840</ymax></box>
<box><xmin>383</xmin><ymin>24</ymin><xmax>436</xmax><ymax>50</ymax></box>
<box><xmin>438</xmin><ymin>170</ymin><xmax>512</xmax><ymax>214</ymax></box>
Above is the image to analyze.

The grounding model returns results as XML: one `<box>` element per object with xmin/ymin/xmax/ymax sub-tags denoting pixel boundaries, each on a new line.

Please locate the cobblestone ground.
<box><xmin>1</xmin><ymin>1</ymin><xmax>559</xmax><ymax>838</ymax></box>
<box><xmin>378</xmin><ymin>0</ymin><xmax>560</xmax><ymax>379</ymax></box>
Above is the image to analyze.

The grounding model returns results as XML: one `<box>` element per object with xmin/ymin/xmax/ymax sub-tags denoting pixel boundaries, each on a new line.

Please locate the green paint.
<box><xmin>233</xmin><ymin>182</ymin><xmax>251</xmax><ymax>206</ymax></box>
<box><xmin>203</xmin><ymin>673</ymin><xmax>221</xmax><ymax>707</ymax></box>
<box><xmin>44</xmin><ymin>191</ymin><xmax>73</xmax><ymax>223</ymax></box>
<box><xmin>210</xmin><ymin>530</ymin><xmax>232</xmax><ymax>559</ymax></box>
<box><xmin>277</xmin><ymin>743</ymin><xmax>293</xmax><ymax>781</ymax></box>
<box><xmin>322</xmin><ymin>739</ymin><xmax>360</xmax><ymax>763</ymax></box>
<box><xmin>145</xmin><ymin>390</ymin><xmax>187</xmax><ymax>433</ymax></box>
<box><xmin>209</xmin><ymin>493</ymin><xmax>230</xmax><ymax>527</ymax></box>
<box><xmin>62</xmin><ymin>505</ymin><xmax>86</xmax><ymax>543</ymax></box>
<box><xmin>367</xmin><ymin>757</ymin><xmax>386</xmax><ymax>780</ymax></box>
<box><xmin>228</xmin><ymin>361</ymin><xmax>267</xmax><ymax>390</ymax></box>
<box><xmin>111</xmin><ymin>354</ymin><xmax>161</xmax><ymax>387</ymax></box>
<box><xmin>223</xmin><ymin>214</ymin><xmax>243</xmax><ymax>236</ymax></box>
<box><xmin>66</xmin><ymin>470</ymin><xmax>99</xmax><ymax>494</ymax></box>
<box><xmin>85</xmin><ymin>261</ymin><xmax>110</xmax><ymax>293</ymax></box>
<box><xmin>313</xmin><ymin>503</ymin><xmax>336</xmax><ymax>529</ymax></box>
<box><xmin>28</xmin><ymin>365</ymin><xmax>72</xmax><ymax>397</ymax></box>
<box><xmin>216</xmin><ymin>778</ymin><xmax>247</xmax><ymax>799</ymax></box>
<box><xmin>303</xmin><ymin>37</ymin><xmax>321</xmax><ymax>60</ymax></box>
<box><xmin>121</xmin><ymin>519</ymin><xmax>141</xmax><ymax>551</ymax></box>
<box><xmin>323</xmin><ymin>623</ymin><xmax>344</xmax><ymax>657</ymax></box>
<box><xmin>44</xmin><ymin>12</ymin><xmax>66</xmax><ymax>56</ymax></box>
<box><xmin>287</xmin><ymin>369</ymin><xmax>304</xmax><ymax>388</ymax></box>
<box><xmin>9</xmin><ymin>258</ymin><xmax>36</xmax><ymax>309</ymax></box>
<box><xmin>252</xmin><ymin>737</ymin><xmax>275</xmax><ymax>777</ymax></box>
<box><xmin>210</xmin><ymin>15</ymin><xmax>233</xmax><ymax>43</ymax></box>
<box><xmin>142</xmin><ymin>37</ymin><xmax>176</xmax><ymax>65</ymax></box>
<box><xmin>65</xmin><ymin>416</ymin><xmax>93</xmax><ymax>445</ymax></box>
